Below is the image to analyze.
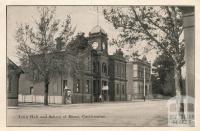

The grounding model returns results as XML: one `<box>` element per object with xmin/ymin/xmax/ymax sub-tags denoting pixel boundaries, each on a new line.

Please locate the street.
<box><xmin>7</xmin><ymin>99</ymin><xmax>168</xmax><ymax>127</ymax></box>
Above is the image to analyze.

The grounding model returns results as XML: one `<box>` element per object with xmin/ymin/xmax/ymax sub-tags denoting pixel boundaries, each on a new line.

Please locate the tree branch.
<box><xmin>131</xmin><ymin>7</ymin><xmax>172</xmax><ymax>55</ymax></box>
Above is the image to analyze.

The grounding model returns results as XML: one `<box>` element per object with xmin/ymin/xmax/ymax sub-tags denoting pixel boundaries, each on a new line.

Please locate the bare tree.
<box><xmin>104</xmin><ymin>6</ymin><xmax>185</xmax><ymax>117</ymax></box>
<box><xmin>16</xmin><ymin>6</ymin><xmax>75</xmax><ymax>105</ymax></box>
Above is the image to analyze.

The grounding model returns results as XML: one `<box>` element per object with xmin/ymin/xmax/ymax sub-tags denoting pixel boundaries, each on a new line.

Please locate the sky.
<box><xmin>7</xmin><ymin>6</ymin><xmax>157</xmax><ymax>65</ymax></box>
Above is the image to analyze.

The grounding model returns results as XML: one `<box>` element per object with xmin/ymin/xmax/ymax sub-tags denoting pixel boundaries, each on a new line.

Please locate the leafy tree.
<box><xmin>153</xmin><ymin>53</ymin><xmax>174</xmax><ymax>84</ymax></box>
<box><xmin>152</xmin><ymin>53</ymin><xmax>175</xmax><ymax>96</ymax></box>
<box><xmin>151</xmin><ymin>74</ymin><xmax>163</xmax><ymax>95</ymax></box>
<box><xmin>104</xmin><ymin>6</ymin><xmax>185</xmax><ymax>116</ymax></box>
<box><xmin>16</xmin><ymin>7</ymin><xmax>75</xmax><ymax>105</ymax></box>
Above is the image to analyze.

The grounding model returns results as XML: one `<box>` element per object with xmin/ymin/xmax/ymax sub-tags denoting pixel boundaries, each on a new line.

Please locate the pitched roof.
<box><xmin>7</xmin><ymin>58</ymin><xmax>24</xmax><ymax>73</ymax></box>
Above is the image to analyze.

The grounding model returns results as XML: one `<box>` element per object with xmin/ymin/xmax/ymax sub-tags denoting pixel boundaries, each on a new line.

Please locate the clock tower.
<box><xmin>88</xmin><ymin>25</ymin><xmax>109</xmax><ymax>102</ymax></box>
<box><xmin>88</xmin><ymin>25</ymin><xmax>108</xmax><ymax>55</ymax></box>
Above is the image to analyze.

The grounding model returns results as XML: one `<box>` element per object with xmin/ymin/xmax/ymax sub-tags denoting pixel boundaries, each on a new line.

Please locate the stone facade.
<box><xmin>109</xmin><ymin>49</ymin><xmax>127</xmax><ymax>101</ymax></box>
<box><xmin>126</xmin><ymin>57</ymin><xmax>152</xmax><ymax>100</ymax></box>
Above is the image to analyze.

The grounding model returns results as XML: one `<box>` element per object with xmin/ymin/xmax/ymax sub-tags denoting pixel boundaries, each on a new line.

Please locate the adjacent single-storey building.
<box><xmin>7</xmin><ymin>58</ymin><xmax>23</xmax><ymax>106</ymax></box>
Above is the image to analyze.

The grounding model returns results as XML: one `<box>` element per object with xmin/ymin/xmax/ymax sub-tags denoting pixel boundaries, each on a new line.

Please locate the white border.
<box><xmin>1</xmin><ymin>0</ymin><xmax>200</xmax><ymax>131</ymax></box>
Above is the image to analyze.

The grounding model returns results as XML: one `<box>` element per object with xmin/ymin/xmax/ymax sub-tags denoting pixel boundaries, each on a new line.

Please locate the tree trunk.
<box><xmin>174</xmin><ymin>67</ymin><xmax>181</xmax><ymax>96</ymax></box>
<box><xmin>44</xmin><ymin>77</ymin><xmax>49</xmax><ymax>106</ymax></box>
<box><xmin>174</xmin><ymin>66</ymin><xmax>185</xmax><ymax>119</ymax></box>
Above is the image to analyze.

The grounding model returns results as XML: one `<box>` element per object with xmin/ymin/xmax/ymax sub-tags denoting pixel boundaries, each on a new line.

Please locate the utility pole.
<box><xmin>148</xmin><ymin>61</ymin><xmax>152</xmax><ymax>99</ymax></box>
<box><xmin>96</xmin><ymin>6</ymin><xmax>99</xmax><ymax>25</ymax></box>
<box><xmin>144</xmin><ymin>66</ymin><xmax>146</xmax><ymax>102</ymax></box>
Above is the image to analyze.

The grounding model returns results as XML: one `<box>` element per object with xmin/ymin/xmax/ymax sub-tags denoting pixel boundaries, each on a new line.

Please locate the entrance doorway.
<box><xmin>102</xmin><ymin>81</ymin><xmax>109</xmax><ymax>101</ymax></box>
<box><xmin>63</xmin><ymin>80</ymin><xmax>72</xmax><ymax>104</ymax></box>
<box><xmin>145</xmin><ymin>85</ymin><xmax>148</xmax><ymax>95</ymax></box>
<box><xmin>93</xmin><ymin>80</ymin><xmax>100</xmax><ymax>102</ymax></box>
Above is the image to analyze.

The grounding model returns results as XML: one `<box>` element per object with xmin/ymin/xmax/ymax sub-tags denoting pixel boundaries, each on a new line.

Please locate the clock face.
<box><xmin>102</xmin><ymin>42</ymin><xmax>106</xmax><ymax>49</ymax></box>
<box><xmin>92</xmin><ymin>42</ymin><xmax>98</xmax><ymax>49</ymax></box>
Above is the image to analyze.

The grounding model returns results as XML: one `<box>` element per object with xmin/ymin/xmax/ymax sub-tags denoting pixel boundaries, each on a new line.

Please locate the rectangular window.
<box><xmin>122</xmin><ymin>85</ymin><xmax>125</xmax><ymax>94</ymax></box>
<box><xmin>116</xmin><ymin>84</ymin><xmax>119</xmax><ymax>95</ymax></box>
<box><xmin>138</xmin><ymin>67</ymin><xmax>142</xmax><ymax>78</ymax></box>
<box><xmin>141</xmin><ymin>68</ymin><xmax>144</xmax><ymax>77</ymax></box>
<box><xmin>140</xmin><ymin>84</ymin><xmax>143</xmax><ymax>93</ymax></box>
<box><xmin>133</xmin><ymin>64</ymin><xmax>138</xmax><ymax>70</ymax></box>
<box><xmin>116</xmin><ymin>64</ymin><xmax>119</xmax><ymax>75</ymax></box>
<box><xmin>133</xmin><ymin>70</ymin><xmax>137</xmax><ymax>77</ymax></box>
<box><xmin>115</xmin><ymin>64</ymin><xmax>117</xmax><ymax>74</ymax></box>
<box><xmin>121</xmin><ymin>65</ymin><xmax>124</xmax><ymax>76</ymax></box>
<box><xmin>119</xmin><ymin>63</ymin><xmax>121</xmax><ymax>76</ymax></box>
<box><xmin>124</xmin><ymin>65</ymin><xmax>126</xmax><ymax>77</ymax></box>
<box><xmin>146</xmin><ymin>73</ymin><xmax>149</xmax><ymax>79</ymax></box>
<box><xmin>138</xmin><ymin>84</ymin><xmax>140</xmax><ymax>93</ymax></box>
<box><xmin>93</xmin><ymin>62</ymin><xmax>96</xmax><ymax>73</ymax></box>
<box><xmin>86</xmin><ymin>80</ymin><xmax>89</xmax><ymax>93</ymax></box>
<box><xmin>122</xmin><ymin>65</ymin><xmax>124</xmax><ymax>77</ymax></box>
<box><xmin>88</xmin><ymin>57</ymin><xmax>90</xmax><ymax>71</ymax></box>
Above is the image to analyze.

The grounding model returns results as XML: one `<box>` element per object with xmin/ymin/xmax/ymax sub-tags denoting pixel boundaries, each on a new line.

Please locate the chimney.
<box><xmin>56</xmin><ymin>37</ymin><xmax>65</xmax><ymax>51</ymax></box>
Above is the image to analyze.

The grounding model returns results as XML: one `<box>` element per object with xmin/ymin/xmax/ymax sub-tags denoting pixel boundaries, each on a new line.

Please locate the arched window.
<box><xmin>86</xmin><ymin>80</ymin><xmax>89</xmax><ymax>93</ymax></box>
<box><xmin>63</xmin><ymin>80</ymin><xmax>68</xmax><ymax>90</ymax></box>
<box><xmin>76</xmin><ymin>79</ymin><xmax>80</xmax><ymax>93</ymax></box>
<box><xmin>97</xmin><ymin>62</ymin><xmax>99</xmax><ymax>73</ymax></box>
<box><xmin>102</xmin><ymin>63</ymin><xmax>107</xmax><ymax>74</ymax></box>
<box><xmin>30</xmin><ymin>86</ymin><xmax>34</xmax><ymax>95</ymax></box>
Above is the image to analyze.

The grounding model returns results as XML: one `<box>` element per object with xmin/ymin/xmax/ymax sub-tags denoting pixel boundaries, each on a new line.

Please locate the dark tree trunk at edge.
<box><xmin>44</xmin><ymin>77</ymin><xmax>49</xmax><ymax>106</ymax></box>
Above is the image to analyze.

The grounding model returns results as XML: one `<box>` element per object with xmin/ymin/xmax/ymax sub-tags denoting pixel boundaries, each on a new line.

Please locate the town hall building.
<box><xmin>18</xmin><ymin>25</ymin><xmax>127</xmax><ymax>104</ymax></box>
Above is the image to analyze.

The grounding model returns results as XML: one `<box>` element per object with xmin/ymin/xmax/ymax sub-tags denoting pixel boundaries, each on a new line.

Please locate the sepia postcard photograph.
<box><xmin>2</xmin><ymin>0</ymin><xmax>198</xmax><ymax>128</ymax></box>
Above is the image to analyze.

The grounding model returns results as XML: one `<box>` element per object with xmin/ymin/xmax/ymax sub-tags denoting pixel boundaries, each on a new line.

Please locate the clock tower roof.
<box><xmin>89</xmin><ymin>25</ymin><xmax>106</xmax><ymax>35</ymax></box>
